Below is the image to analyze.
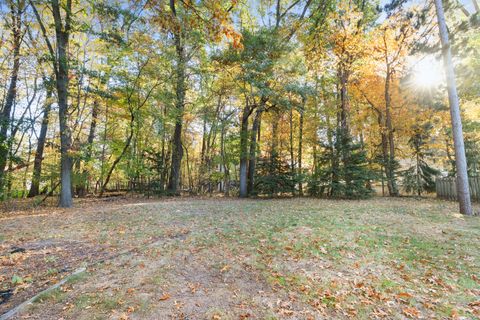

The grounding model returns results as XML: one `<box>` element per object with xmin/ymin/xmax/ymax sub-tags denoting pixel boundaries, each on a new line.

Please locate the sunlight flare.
<box><xmin>411</xmin><ymin>56</ymin><xmax>444</xmax><ymax>89</ymax></box>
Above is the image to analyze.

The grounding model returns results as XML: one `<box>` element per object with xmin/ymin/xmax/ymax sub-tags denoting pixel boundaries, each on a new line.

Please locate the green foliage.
<box><xmin>402</xmin><ymin>123</ymin><xmax>440</xmax><ymax>196</ymax></box>
<box><xmin>254</xmin><ymin>153</ymin><xmax>297</xmax><ymax>196</ymax></box>
<box><xmin>309</xmin><ymin>129</ymin><xmax>374</xmax><ymax>199</ymax></box>
<box><xmin>11</xmin><ymin>275</ymin><xmax>24</xmax><ymax>285</ymax></box>
<box><xmin>445</xmin><ymin>121</ymin><xmax>480</xmax><ymax>177</ymax></box>
<box><xmin>402</xmin><ymin>165</ymin><xmax>439</xmax><ymax>195</ymax></box>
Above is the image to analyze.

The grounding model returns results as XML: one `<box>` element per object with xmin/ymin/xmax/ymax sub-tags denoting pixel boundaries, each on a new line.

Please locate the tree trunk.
<box><xmin>289</xmin><ymin>109</ymin><xmax>295</xmax><ymax>175</ymax></box>
<box><xmin>339</xmin><ymin>69</ymin><xmax>350</xmax><ymax>139</ymax></box>
<box><xmin>220</xmin><ymin>120</ymin><xmax>230</xmax><ymax>196</ymax></box>
<box><xmin>51</xmin><ymin>0</ymin><xmax>73</xmax><ymax>207</ymax></box>
<box><xmin>338</xmin><ymin>68</ymin><xmax>351</xmax><ymax>189</ymax></box>
<box><xmin>200</xmin><ymin>111</ymin><xmax>207</xmax><ymax>191</ymax></box>
<box><xmin>160</xmin><ymin>105</ymin><xmax>168</xmax><ymax>192</ymax></box>
<box><xmin>384</xmin><ymin>69</ymin><xmax>399</xmax><ymax>196</ymax></box>
<box><xmin>377</xmin><ymin>112</ymin><xmax>393</xmax><ymax>196</ymax></box>
<box><xmin>167</xmin><ymin>6</ymin><xmax>186</xmax><ymax>195</ymax></box>
<box><xmin>239</xmin><ymin>102</ymin><xmax>250</xmax><ymax>198</ymax></box>
<box><xmin>100</xmin><ymin>111</ymin><xmax>135</xmax><ymax>196</ymax></box>
<box><xmin>434</xmin><ymin>0</ymin><xmax>473</xmax><ymax>215</ymax></box>
<box><xmin>298</xmin><ymin>101</ymin><xmax>304</xmax><ymax>196</ymax></box>
<box><xmin>28</xmin><ymin>85</ymin><xmax>53</xmax><ymax>197</ymax></box>
<box><xmin>271</xmin><ymin>108</ymin><xmax>279</xmax><ymax>159</ymax></box>
<box><xmin>247</xmin><ymin>104</ymin><xmax>263</xmax><ymax>195</ymax></box>
<box><xmin>416</xmin><ymin>147</ymin><xmax>421</xmax><ymax>196</ymax></box>
<box><xmin>0</xmin><ymin>0</ymin><xmax>23</xmax><ymax>195</ymax></box>
<box><xmin>76</xmin><ymin>100</ymin><xmax>98</xmax><ymax>197</ymax></box>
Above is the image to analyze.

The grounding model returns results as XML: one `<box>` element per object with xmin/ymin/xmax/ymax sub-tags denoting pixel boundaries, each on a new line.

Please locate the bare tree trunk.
<box><xmin>28</xmin><ymin>84</ymin><xmax>53</xmax><ymax>197</ymax></box>
<box><xmin>434</xmin><ymin>0</ymin><xmax>473</xmax><ymax>215</ymax></box>
<box><xmin>0</xmin><ymin>0</ymin><xmax>23</xmax><ymax>195</ymax></box>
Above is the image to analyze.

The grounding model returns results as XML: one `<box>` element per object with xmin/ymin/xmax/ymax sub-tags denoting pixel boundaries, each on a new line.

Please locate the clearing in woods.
<box><xmin>0</xmin><ymin>197</ymin><xmax>479</xmax><ymax>319</ymax></box>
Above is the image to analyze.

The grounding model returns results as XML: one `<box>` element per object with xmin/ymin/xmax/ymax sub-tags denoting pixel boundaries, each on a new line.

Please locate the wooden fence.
<box><xmin>436</xmin><ymin>176</ymin><xmax>480</xmax><ymax>201</ymax></box>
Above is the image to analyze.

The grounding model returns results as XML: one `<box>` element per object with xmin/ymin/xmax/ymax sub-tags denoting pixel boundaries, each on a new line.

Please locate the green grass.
<box><xmin>33</xmin><ymin>288</ymin><xmax>66</xmax><ymax>304</ymax></box>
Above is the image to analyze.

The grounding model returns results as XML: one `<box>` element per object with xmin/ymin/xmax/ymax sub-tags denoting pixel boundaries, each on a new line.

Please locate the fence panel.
<box><xmin>436</xmin><ymin>177</ymin><xmax>480</xmax><ymax>202</ymax></box>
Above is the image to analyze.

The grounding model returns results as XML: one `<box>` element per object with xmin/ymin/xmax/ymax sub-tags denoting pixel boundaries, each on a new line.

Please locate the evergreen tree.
<box><xmin>402</xmin><ymin>123</ymin><xmax>440</xmax><ymax>196</ymax></box>
<box><xmin>309</xmin><ymin>129</ymin><xmax>374</xmax><ymax>199</ymax></box>
<box><xmin>254</xmin><ymin>153</ymin><xmax>297</xmax><ymax>197</ymax></box>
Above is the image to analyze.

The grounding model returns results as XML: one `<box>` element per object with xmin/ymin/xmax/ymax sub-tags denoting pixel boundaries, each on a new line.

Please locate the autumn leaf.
<box><xmin>468</xmin><ymin>301</ymin><xmax>480</xmax><ymax>307</ymax></box>
<box><xmin>159</xmin><ymin>293</ymin><xmax>171</xmax><ymax>301</ymax></box>
<box><xmin>396</xmin><ymin>292</ymin><xmax>413</xmax><ymax>299</ymax></box>
<box><xmin>220</xmin><ymin>264</ymin><xmax>231</xmax><ymax>272</ymax></box>
<box><xmin>402</xmin><ymin>307</ymin><xmax>420</xmax><ymax>318</ymax></box>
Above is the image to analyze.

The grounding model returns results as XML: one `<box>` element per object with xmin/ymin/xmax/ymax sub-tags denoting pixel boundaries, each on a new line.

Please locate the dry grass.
<box><xmin>0</xmin><ymin>197</ymin><xmax>479</xmax><ymax>319</ymax></box>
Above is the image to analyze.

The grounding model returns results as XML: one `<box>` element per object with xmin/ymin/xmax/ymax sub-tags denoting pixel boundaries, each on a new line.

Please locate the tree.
<box><xmin>402</xmin><ymin>122</ymin><xmax>440</xmax><ymax>196</ymax></box>
<box><xmin>30</xmin><ymin>0</ymin><xmax>75</xmax><ymax>207</ymax></box>
<box><xmin>0</xmin><ymin>0</ymin><xmax>24</xmax><ymax>197</ymax></box>
<box><xmin>0</xmin><ymin>0</ymin><xmax>477</xmax><ymax>205</ymax></box>
<box><xmin>28</xmin><ymin>77</ymin><xmax>54</xmax><ymax>197</ymax></box>
<box><xmin>434</xmin><ymin>0</ymin><xmax>473</xmax><ymax>215</ymax></box>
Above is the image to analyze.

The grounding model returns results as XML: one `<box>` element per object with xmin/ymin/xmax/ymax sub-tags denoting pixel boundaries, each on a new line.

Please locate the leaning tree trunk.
<box><xmin>434</xmin><ymin>0</ymin><xmax>473</xmax><ymax>215</ymax></box>
<box><xmin>0</xmin><ymin>0</ymin><xmax>22</xmax><ymax>195</ymax></box>
<box><xmin>100</xmin><ymin>109</ymin><xmax>135</xmax><ymax>196</ymax></box>
<box><xmin>28</xmin><ymin>85</ymin><xmax>53</xmax><ymax>197</ymax></box>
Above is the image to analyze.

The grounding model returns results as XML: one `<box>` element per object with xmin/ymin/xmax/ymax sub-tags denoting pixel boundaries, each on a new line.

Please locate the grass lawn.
<box><xmin>0</xmin><ymin>197</ymin><xmax>479</xmax><ymax>319</ymax></box>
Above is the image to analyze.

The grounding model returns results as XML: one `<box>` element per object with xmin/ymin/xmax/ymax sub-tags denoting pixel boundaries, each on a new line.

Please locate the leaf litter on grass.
<box><xmin>0</xmin><ymin>197</ymin><xmax>478</xmax><ymax>319</ymax></box>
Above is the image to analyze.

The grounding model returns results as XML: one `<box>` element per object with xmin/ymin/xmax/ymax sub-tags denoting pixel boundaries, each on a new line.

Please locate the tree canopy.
<box><xmin>0</xmin><ymin>0</ymin><xmax>478</xmax><ymax>208</ymax></box>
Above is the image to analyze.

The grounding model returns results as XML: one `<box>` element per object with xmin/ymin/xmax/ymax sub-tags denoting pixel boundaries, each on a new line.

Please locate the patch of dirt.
<box><xmin>0</xmin><ymin>238</ymin><xmax>109</xmax><ymax>315</ymax></box>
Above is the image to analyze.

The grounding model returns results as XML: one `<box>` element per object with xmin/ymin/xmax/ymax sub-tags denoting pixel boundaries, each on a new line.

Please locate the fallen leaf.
<box><xmin>159</xmin><ymin>293</ymin><xmax>171</xmax><ymax>301</ymax></box>
<box><xmin>402</xmin><ymin>307</ymin><xmax>420</xmax><ymax>318</ymax></box>
<box><xmin>397</xmin><ymin>292</ymin><xmax>413</xmax><ymax>299</ymax></box>
<box><xmin>220</xmin><ymin>265</ymin><xmax>230</xmax><ymax>272</ymax></box>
